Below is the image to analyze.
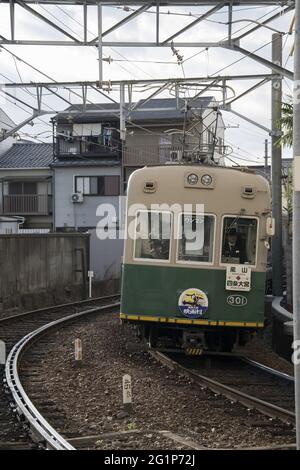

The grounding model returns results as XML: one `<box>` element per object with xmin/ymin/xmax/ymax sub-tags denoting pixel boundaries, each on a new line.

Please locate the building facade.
<box><xmin>0</xmin><ymin>142</ymin><xmax>53</xmax><ymax>229</ymax></box>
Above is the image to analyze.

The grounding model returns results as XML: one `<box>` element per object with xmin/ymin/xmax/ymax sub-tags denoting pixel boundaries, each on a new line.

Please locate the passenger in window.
<box><xmin>149</xmin><ymin>238</ymin><xmax>169</xmax><ymax>260</ymax></box>
<box><xmin>223</xmin><ymin>228</ymin><xmax>248</xmax><ymax>264</ymax></box>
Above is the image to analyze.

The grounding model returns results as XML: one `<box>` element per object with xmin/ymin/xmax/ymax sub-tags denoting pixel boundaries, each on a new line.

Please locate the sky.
<box><xmin>0</xmin><ymin>1</ymin><xmax>295</xmax><ymax>166</ymax></box>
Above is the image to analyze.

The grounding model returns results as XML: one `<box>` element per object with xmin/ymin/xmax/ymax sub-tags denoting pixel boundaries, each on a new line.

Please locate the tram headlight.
<box><xmin>187</xmin><ymin>173</ymin><xmax>199</xmax><ymax>185</ymax></box>
<box><xmin>201</xmin><ymin>174</ymin><xmax>212</xmax><ymax>186</ymax></box>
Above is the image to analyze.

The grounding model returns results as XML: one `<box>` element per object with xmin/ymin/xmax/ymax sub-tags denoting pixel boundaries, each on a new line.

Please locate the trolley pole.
<box><xmin>271</xmin><ymin>33</ymin><xmax>283</xmax><ymax>297</ymax></box>
<box><xmin>293</xmin><ymin>0</ymin><xmax>300</xmax><ymax>450</ymax></box>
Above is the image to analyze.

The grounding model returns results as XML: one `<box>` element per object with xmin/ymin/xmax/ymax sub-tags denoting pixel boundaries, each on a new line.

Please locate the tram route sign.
<box><xmin>225</xmin><ymin>265</ymin><xmax>251</xmax><ymax>292</ymax></box>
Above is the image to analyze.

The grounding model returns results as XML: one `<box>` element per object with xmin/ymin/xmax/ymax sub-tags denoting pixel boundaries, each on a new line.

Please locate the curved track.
<box><xmin>150</xmin><ymin>351</ymin><xmax>295</xmax><ymax>425</ymax></box>
<box><xmin>0</xmin><ymin>295</ymin><xmax>120</xmax><ymax>450</ymax></box>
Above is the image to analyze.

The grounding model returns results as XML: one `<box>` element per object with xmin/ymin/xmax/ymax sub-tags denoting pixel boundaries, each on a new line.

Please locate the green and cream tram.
<box><xmin>120</xmin><ymin>165</ymin><xmax>273</xmax><ymax>353</ymax></box>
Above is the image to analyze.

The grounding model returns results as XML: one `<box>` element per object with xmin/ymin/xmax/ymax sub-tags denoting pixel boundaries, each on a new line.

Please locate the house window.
<box><xmin>75</xmin><ymin>176</ymin><xmax>120</xmax><ymax>196</ymax></box>
<box><xmin>9</xmin><ymin>182</ymin><xmax>37</xmax><ymax>195</ymax></box>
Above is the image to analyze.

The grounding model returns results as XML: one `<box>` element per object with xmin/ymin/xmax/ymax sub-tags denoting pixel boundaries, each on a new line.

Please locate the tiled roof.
<box><xmin>51</xmin><ymin>158</ymin><xmax>120</xmax><ymax>168</ymax></box>
<box><xmin>55</xmin><ymin>97</ymin><xmax>214</xmax><ymax>124</ymax></box>
<box><xmin>0</xmin><ymin>142</ymin><xmax>53</xmax><ymax>169</ymax></box>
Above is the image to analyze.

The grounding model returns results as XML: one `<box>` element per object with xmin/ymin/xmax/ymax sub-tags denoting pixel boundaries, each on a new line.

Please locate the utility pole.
<box><xmin>293</xmin><ymin>0</ymin><xmax>300</xmax><ymax>451</ymax></box>
<box><xmin>271</xmin><ymin>33</ymin><xmax>283</xmax><ymax>297</ymax></box>
<box><xmin>264</xmin><ymin>139</ymin><xmax>269</xmax><ymax>176</ymax></box>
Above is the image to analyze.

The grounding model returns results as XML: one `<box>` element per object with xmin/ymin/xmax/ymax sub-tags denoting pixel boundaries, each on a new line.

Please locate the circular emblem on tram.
<box><xmin>178</xmin><ymin>288</ymin><xmax>208</xmax><ymax>319</ymax></box>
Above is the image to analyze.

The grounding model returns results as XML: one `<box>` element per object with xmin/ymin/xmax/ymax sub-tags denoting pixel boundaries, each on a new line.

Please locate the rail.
<box><xmin>150</xmin><ymin>350</ymin><xmax>295</xmax><ymax>425</ymax></box>
<box><xmin>4</xmin><ymin>297</ymin><xmax>120</xmax><ymax>450</ymax></box>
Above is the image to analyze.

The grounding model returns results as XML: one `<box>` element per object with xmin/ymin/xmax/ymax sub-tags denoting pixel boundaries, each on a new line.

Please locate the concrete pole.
<box><xmin>293</xmin><ymin>0</ymin><xmax>300</xmax><ymax>450</ymax></box>
<box><xmin>271</xmin><ymin>33</ymin><xmax>283</xmax><ymax>297</ymax></box>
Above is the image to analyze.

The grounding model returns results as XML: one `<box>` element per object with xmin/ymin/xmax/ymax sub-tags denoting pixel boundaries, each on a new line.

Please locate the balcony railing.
<box><xmin>2</xmin><ymin>195</ymin><xmax>52</xmax><ymax>215</ymax></box>
<box><xmin>123</xmin><ymin>144</ymin><xmax>216</xmax><ymax>166</ymax></box>
<box><xmin>55</xmin><ymin>134</ymin><xmax>120</xmax><ymax>158</ymax></box>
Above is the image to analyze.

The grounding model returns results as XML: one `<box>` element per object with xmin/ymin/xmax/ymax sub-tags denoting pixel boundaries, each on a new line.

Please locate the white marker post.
<box><xmin>122</xmin><ymin>374</ymin><xmax>132</xmax><ymax>412</ymax></box>
<box><xmin>0</xmin><ymin>341</ymin><xmax>6</xmax><ymax>365</ymax></box>
<box><xmin>88</xmin><ymin>270</ymin><xmax>94</xmax><ymax>298</ymax></box>
<box><xmin>74</xmin><ymin>338</ymin><xmax>82</xmax><ymax>367</ymax></box>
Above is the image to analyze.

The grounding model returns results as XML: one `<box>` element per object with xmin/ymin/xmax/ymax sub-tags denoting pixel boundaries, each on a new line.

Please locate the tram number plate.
<box><xmin>225</xmin><ymin>265</ymin><xmax>251</xmax><ymax>292</ymax></box>
<box><xmin>227</xmin><ymin>294</ymin><xmax>248</xmax><ymax>307</ymax></box>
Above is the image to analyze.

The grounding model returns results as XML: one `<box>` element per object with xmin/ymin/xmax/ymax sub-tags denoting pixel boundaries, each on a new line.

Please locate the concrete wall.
<box><xmin>89</xmin><ymin>229</ymin><xmax>123</xmax><ymax>281</ymax></box>
<box><xmin>53</xmin><ymin>165</ymin><xmax>121</xmax><ymax>229</ymax></box>
<box><xmin>0</xmin><ymin>233</ymin><xmax>89</xmax><ymax>310</ymax></box>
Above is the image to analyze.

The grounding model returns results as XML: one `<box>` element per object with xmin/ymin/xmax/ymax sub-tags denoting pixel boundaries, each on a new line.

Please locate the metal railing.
<box><xmin>123</xmin><ymin>144</ymin><xmax>216</xmax><ymax>166</ymax></box>
<box><xmin>55</xmin><ymin>135</ymin><xmax>120</xmax><ymax>157</ymax></box>
<box><xmin>2</xmin><ymin>194</ymin><xmax>52</xmax><ymax>215</ymax></box>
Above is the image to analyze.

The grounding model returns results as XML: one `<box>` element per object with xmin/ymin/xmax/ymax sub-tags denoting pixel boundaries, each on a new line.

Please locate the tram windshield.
<box><xmin>178</xmin><ymin>214</ymin><xmax>215</xmax><ymax>263</ymax></box>
<box><xmin>221</xmin><ymin>216</ymin><xmax>258</xmax><ymax>265</ymax></box>
<box><xmin>134</xmin><ymin>211</ymin><xmax>172</xmax><ymax>261</ymax></box>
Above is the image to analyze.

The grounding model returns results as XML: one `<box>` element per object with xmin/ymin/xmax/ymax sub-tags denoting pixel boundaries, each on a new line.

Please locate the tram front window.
<box><xmin>178</xmin><ymin>214</ymin><xmax>215</xmax><ymax>263</ymax></box>
<box><xmin>134</xmin><ymin>211</ymin><xmax>172</xmax><ymax>261</ymax></box>
<box><xmin>221</xmin><ymin>217</ymin><xmax>258</xmax><ymax>265</ymax></box>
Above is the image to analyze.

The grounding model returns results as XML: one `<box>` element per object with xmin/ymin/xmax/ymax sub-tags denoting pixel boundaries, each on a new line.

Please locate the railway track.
<box><xmin>0</xmin><ymin>294</ymin><xmax>120</xmax><ymax>450</ymax></box>
<box><xmin>150</xmin><ymin>351</ymin><xmax>295</xmax><ymax>426</ymax></box>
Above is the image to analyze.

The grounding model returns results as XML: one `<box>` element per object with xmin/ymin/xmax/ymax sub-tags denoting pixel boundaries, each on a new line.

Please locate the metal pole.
<box><xmin>120</xmin><ymin>82</ymin><xmax>126</xmax><ymax>193</ymax></box>
<box><xmin>264</xmin><ymin>139</ymin><xmax>269</xmax><ymax>176</ymax></box>
<box><xmin>293</xmin><ymin>0</ymin><xmax>300</xmax><ymax>451</ymax></box>
<box><xmin>271</xmin><ymin>33</ymin><xmax>283</xmax><ymax>297</ymax></box>
<box><xmin>98</xmin><ymin>2</ymin><xmax>103</xmax><ymax>85</ymax></box>
<box><xmin>120</xmin><ymin>83</ymin><xmax>126</xmax><ymax>141</ymax></box>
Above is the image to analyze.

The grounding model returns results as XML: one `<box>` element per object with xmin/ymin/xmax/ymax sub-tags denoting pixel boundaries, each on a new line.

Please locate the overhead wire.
<box><xmin>0</xmin><ymin>3</ymin><xmax>292</xmax><ymax>149</ymax></box>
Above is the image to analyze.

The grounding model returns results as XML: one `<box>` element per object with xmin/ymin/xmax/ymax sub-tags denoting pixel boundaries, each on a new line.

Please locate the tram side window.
<box><xmin>178</xmin><ymin>214</ymin><xmax>215</xmax><ymax>263</ymax></box>
<box><xmin>134</xmin><ymin>211</ymin><xmax>172</xmax><ymax>261</ymax></box>
<box><xmin>221</xmin><ymin>217</ymin><xmax>258</xmax><ymax>265</ymax></box>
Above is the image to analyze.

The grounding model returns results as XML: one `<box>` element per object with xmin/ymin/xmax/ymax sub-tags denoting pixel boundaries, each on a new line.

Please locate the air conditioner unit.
<box><xmin>71</xmin><ymin>192</ymin><xmax>84</xmax><ymax>203</ymax></box>
<box><xmin>169</xmin><ymin>150</ymin><xmax>182</xmax><ymax>162</ymax></box>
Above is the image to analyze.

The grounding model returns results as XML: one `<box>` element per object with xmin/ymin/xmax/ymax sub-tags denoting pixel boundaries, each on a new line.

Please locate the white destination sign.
<box><xmin>226</xmin><ymin>265</ymin><xmax>251</xmax><ymax>292</ymax></box>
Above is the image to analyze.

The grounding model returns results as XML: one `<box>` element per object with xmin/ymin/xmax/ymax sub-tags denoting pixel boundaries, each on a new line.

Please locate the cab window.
<box><xmin>134</xmin><ymin>211</ymin><xmax>172</xmax><ymax>261</ymax></box>
<box><xmin>178</xmin><ymin>214</ymin><xmax>215</xmax><ymax>263</ymax></box>
<box><xmin>221</xmin><ymin>217</ymin><xmax>258</xmax><ymax>265</ymax></box>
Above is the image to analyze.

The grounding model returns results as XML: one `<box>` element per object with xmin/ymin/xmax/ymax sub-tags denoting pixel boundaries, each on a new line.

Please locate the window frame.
<box><xmin>176</xmin><ymin>212</ymin><xmax>216</xmax><ymax>266</ymax></box>
<box><xmin>219</xmin><ymin>214</ymin><xmax>259</xmax><ymax>268</ymax></box>
<box><xmin>74</xmin><ymin>175</ymin><xmax>120</xmax><ymax>197</ymax></box>
<box><xmin>133</xmin><ymin>209</ymin><xmax>173</xmax><ymax>264</ymax></box>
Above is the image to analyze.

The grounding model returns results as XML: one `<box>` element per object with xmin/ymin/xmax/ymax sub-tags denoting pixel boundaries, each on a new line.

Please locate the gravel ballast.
<box><xmin>21</xmin><ymin>312</ymin><xmax>296</xmax><ymax>450</ymax></box>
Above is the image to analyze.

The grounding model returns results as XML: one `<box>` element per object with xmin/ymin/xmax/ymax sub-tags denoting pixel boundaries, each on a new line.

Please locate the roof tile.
<box><xmin>0</xmin><ymin>142</ymin><xmax>53</xmax><ymax>169</ymax></box>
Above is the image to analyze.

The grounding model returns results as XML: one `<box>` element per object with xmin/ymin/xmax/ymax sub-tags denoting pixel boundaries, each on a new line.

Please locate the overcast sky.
<box><xmin>0</xmin><ymin>2</ymin><xmax>295</xmax><ymax>165</ymax></box>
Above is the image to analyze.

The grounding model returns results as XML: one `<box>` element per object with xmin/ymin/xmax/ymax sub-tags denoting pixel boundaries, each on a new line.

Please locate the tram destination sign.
<box><xmin>225</xmin><ymin>265</ymin><xmax>251</xmax><ymax>292</ymax></box>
